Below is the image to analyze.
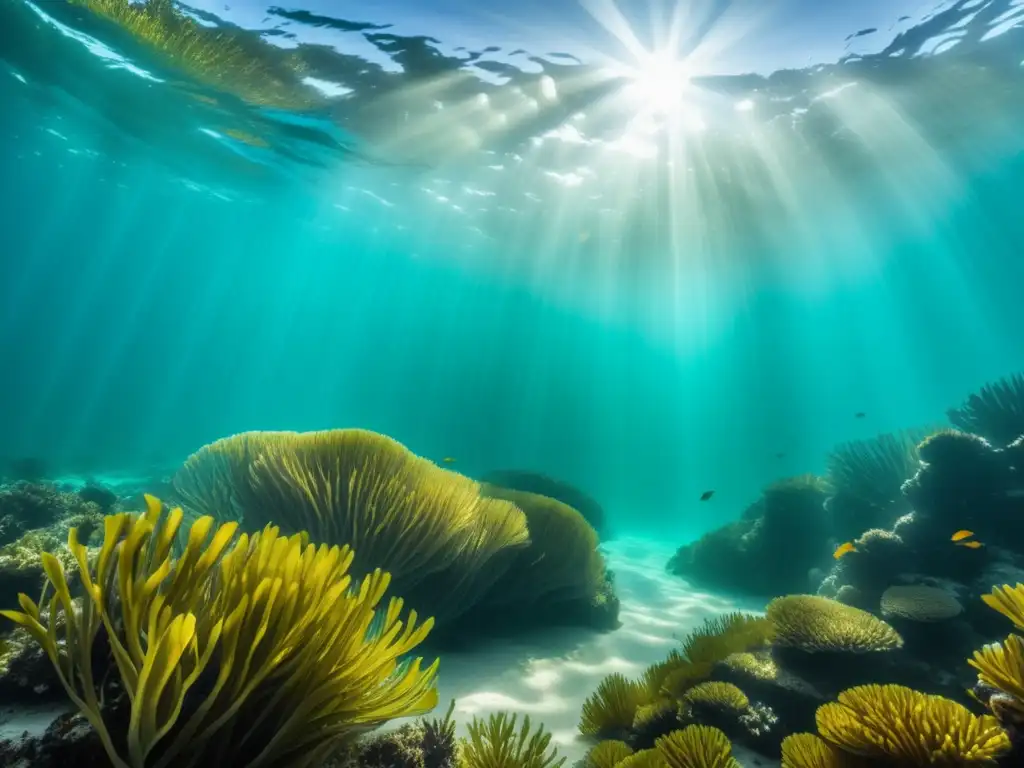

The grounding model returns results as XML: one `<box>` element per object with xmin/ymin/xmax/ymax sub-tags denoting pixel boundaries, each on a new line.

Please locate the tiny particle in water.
<box><xmin>775</xmin><ymin>452</ymin><xmax>785</xmax><ymax>459</ymax></box>
<box><xmin>699</xmin><ymin>490</ymin><xmax>715</xmax><ymax>501</ymax></box>
<box><xmin>442</xmin><ymin>457</ymin><xmax>456</xmax><ymax>464</ymax></box>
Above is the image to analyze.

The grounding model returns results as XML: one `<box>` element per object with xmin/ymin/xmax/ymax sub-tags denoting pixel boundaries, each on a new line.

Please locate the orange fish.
<box><xmin>833</xmin><ymin>541</ymin><xmax>856</xmax><ymax>559</ymax></box>
<box><xmin>442</xmin><ymin>457</ymin><xmax>456</xmax><ymax>464</ymax></box>
<box><xmin>957</xmin><ymin>540</ymin><xmax>984</xmax><ymax>549</ymax></box>
<box><xmin>951</xmin><ymin>530</ymin><xmax>974</xmax><ymax>542</ymax></box>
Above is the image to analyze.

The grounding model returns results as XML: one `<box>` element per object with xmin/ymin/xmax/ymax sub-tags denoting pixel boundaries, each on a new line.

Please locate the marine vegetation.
<box><xmin>480</xmin><ymin>469</ymin><xmax>608</xmax><ymax>538</ymax></box>
<box><xmin>968</xmin><ymin>583</ymin><xmax>1024</xmax><ymax>732</ymax></box>
<box><xmin>477</xmin><ymin>485</ymin><xmax>617</xmax><ymax>630</ymax></box>
<box><xmin>64</xmin><ymin>0</ymin><xmax>320</xmax><ymax>109</ymax></box>
<box><xmin>354</xmin><ymin>699</ymin><xmax>458</xmax><ymax>768</ymax></box>
<box><xmin>173</xmin><ymin>429</ymin><xmax>529</xmax><ymax>626</ymax></box>
<box><xmin>586</xmin><ymin>725</ymin><xmax>741</xmax><ymax>768</ymax></box>
<box><xmin>461</xmin><ymin>712</ymin><xmax>565</xmax><ymax>768</ymax></box>
<box><xmin>173</xmin><ymin>429</ymin><xmax>618</xmax><ymax>636</ymax></box>
<box><xmin>824</xmin><ymin>429</ymin><xmax>931</xmax><ymax>540</ymax></box>
<box><xmin>766</xmin><ymin>596</ymin><xmax>903</xmax><ymax>654</ymax></box>
<box><xmin>781</xmin><ymin>684</ymin><xmax>1008</xmax><ymax>768</ymax></box>
<box><xmin>579</xmin><ymin>613</ymin><xmax>773</xmax><ymax>744</ymax></box>
<box><xmin>0</xmin><ymin>495</ymin><xmax>439</xmax><ymax>768</ymax></box>
<box><xmin>947</xmin><ymin>372</ymin><xmax>1024</xmax><ymax>447</ymax></box>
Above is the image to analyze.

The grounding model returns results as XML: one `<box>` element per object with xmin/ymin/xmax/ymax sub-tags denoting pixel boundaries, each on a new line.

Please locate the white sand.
<box><xmin>400</xmin><ymin>537</ymin><xmax>775</xmax><ymax>766</ymax></box>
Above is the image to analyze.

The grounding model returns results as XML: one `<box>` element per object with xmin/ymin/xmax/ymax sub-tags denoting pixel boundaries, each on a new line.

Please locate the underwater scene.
<box><xmin>3</xmin><ymin>0</ymin><xmax>1024</xmax><ymax>765</ymax></box>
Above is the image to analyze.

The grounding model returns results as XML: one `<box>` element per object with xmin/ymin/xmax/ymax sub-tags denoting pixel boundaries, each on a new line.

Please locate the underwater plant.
<box><xmin>680</xmin><ymin>683</ymin><xmax>749</xmax><ymax>716</ymax></box>
<box><xmin>174</xmin><ymin>429</ymin><xmax>531</xmax><ymax>626</ymax></box>
<box><xmin>968</xmin><ymin>583</ymin><xmax>1024</xmax><ymax>727</ymax></box>
<box><xmin>823</xmin><ymin>430</ymin><xmax>937</xmax><ymax>544</ymax></box>
<box><xmin>780</xmin><ymin>733</ymin><xmax>861</xmax><ymax>768</ymax></box>
<box><xmin>655</xmin><ymin>725</ymin><xmax>739</xmax><ymax>768</ymax></box>
<box><xmin>587</xmin><ymin>740</ymin><xmax>636</xmax><ymax>768</ymax></box>
<box><xmin>477</xmin><ymin>485</ymin><xmax>609</xmax><ymax>612</ymax></box>
<box><xmin>720</xmin><ymin>652</ymin><xmax>778</xmax><ymax>682</ymax></box>
<box><xmin>581</xmin><ymin>673</ymin><xmax>650</xmax><ymax>737</ymax></box>
<box><xmin>480</xmin><ymin>469</ymin><xmax>607</xmax><ymax>537</ymax></box>
<box><xmin>0</xmin><ymin>495</ymin><xmax>439</xmax><ymax>768</ymax></box>
<box><xmin>766</xmin><ymin>595</ymin><xmax>903</xmax><ymax>653</ymax></box>
<box><xmin>461</xmin><ymin>712</ymin><xmax>565</xmax><ymax>768</ymax></box>
<box><xmin>356</xmin><ymin>699</ymin><xmax>459</xmax><ymax>768</ymax></box>
<box><xmin>947</xmin><ymin>372</ymin><xmax>1024</xmax><ymax>447</ymax></box>
<box><xmin>581</xmin><ymin>613</ymin><xmax>770</xmax><ymax>743</ymax></box>
<box><xmin>825</xmin><ymin>431</ymin><xmax>929</xmax><ymax>511</ymax></box>
<box><xmin>815</xmin><ymin>684</ymin><xmax>1009</xmax><ymax>765</ymax></box>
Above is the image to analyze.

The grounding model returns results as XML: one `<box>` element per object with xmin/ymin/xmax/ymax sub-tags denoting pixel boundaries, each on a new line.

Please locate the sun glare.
<box><xmin>626</xmin><ymin>51</ymin><xmax>693</xmax><ymax>114</ymax></box>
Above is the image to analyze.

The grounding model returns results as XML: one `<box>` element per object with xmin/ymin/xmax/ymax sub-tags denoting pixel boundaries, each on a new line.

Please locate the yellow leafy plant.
<box><xmin>580</xmin><ymin>673</ymin><xmax>649</xmax><ymax>737</ymax></box>
<box><xmin>815</xmin><ymin>684</ymin><xmax>1008</xmax><ymax>765</ymax></box>
<box><xmin>174</xmin><ymin>429</ymin><xmax>531</xmax><ymax>624</ymax></box>
<box><xmin>461</xmin><ymin>712</ymin><xmax>565</xmax><ymax>768</ymax></box>
<box><xmin>1</xmin><ymin>495</ymin><xmax>439</xmax><ymax>768</ymax></box>
<box><xmin>655</xmin><ymin>725</ymin><xmax>739</xmax><ymax>768</ymax></box>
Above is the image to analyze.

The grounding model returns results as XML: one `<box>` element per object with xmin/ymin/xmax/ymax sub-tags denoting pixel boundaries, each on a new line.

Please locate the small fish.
<box><xmin>699</xmin><ymin>490</ymin><xmax>715</xmax><ymax>501</ymax></box>
<box><xmin>442</xmin><ymin>457</ymin><xmax>457</xmax><ymax>464</ymax></box>
<box><xmin>854</xmin><ymin>412</ymin><xmax>866</xmax><ymax>419</ymax></box>
<box><xmin>775</xmin><ymin>452</ymin><xmax>785</xmax><ymax>459</ymax></box>
<box><xmin>951</xmin><ymin>530</ymin><xmax>974</xmax><ymax>542</ymax></box>
<box><xmin>833</xmin><ymin>541</ymin><xmax>857</xmax><ymax>559</ymax></box>
<box><xmin>957</xmin><ymin>540</ymin><xmax>984</xmax><ymax>549</ymax></box>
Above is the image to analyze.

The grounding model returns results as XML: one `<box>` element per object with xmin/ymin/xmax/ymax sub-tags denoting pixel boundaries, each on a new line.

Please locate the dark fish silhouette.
<box><xmin>854</xmin><ymin>412</ymin><xmax>866</xmax><ymax>419</ymax></box>
<box><xmin>699</xmin><ymin>490</ymin><xmax>715</xmax><ymax>501</ymax></box>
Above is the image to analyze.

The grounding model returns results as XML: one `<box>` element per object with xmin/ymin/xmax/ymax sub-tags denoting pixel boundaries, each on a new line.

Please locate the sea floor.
<box><xmin>392</xmin><ymin>537</ymin><xmax>773</xmax><ymax>765</ymax></box>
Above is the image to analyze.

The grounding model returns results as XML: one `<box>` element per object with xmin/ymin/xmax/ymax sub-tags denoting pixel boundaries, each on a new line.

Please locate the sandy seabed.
<box><xmin>401</xmin><ymin>537</ymin><xmax>775</xmax><ymax>766</ymax></box>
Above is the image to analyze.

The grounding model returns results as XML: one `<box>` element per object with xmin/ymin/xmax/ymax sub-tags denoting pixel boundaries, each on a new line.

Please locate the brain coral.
<box><xmin>880</xmin><ymin>585</ymin><xmax>962</xmax><ymax>622</ymax></box>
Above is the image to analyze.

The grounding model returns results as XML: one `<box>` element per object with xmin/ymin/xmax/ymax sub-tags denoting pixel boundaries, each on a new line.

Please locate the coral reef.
<box><xmin>480</xmin><ymin>469</ymin><xmax>608</xmax><ymax>538</ymax></box>
<box><xmin>666</xmin><ymin>476</ymin><xmax>830</xmax><ymax>598</ymax></box>
<box><xmin>901</xmin><ymin>430</ymin><xmax>1024</xmax><ymax>558</ymax></box>
<box><xmin>0</xmin><ymin>481</ymin><xmax>105</xmax><ymax>547</ymax></box>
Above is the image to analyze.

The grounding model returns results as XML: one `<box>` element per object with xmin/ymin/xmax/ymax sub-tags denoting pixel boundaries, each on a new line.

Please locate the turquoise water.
<box><xmin>1</xmin><ymin>0</ymin><xmax>1023</xmax><ymax>546</ymax></box>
